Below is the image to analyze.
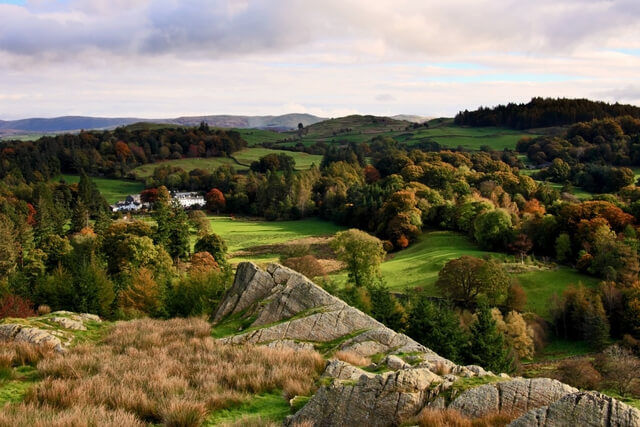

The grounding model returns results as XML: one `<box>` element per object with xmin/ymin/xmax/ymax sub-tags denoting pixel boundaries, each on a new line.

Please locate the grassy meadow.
<box><xmin>130</xmin><ymin>148</ymin><xmax>323</xmax><ymax>179</ymax></box>
<box><xmin>58</xmin><ymin>174</ymin><xmax>144</xmax><ymax>204</ymax></box>
<box><xmin>271</xmin><ymin>116</ymin><xmax>535</xmax><ymax>151</ymax></box>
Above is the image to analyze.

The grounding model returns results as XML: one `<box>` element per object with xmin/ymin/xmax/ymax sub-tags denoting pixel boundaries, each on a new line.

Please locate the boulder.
<box><xmin>449</xmin><ymin>378</ymin><xmax>577</xmax><ymax>419</ymax></box>
<box><xmin>510</xmin><ymin>391</ymin><xmax>640</xmax><ymax>426</ymax></box>
<box><xmin>49</xmin><ymin>317</ymin><xmax>87</xmax><ymax>331</ymax></box>
<box><xmin>11</xmin><ymin>326</ymin><xmax>64</xmax><ymax>352</ymax></box>
<box><xmin>286</xmin><ymin>366</ymin><xmax>442</xmax><ymax>427</ymax></box>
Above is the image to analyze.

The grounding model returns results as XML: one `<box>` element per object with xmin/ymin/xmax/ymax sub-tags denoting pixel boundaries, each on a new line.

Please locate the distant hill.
<box><xmin>300</xmin><ymin>114</ymin><xmax>409</xmax><ymax>139</ymax></box>
<box><xmin>391</xmin><ymin>114</ymin><xmax>432</xmax><ymax>123</ymax></box>
<box><xmin>0</xmin><ymin>113</ymin><xmax>326</xmax><ymax>137</ymax></box>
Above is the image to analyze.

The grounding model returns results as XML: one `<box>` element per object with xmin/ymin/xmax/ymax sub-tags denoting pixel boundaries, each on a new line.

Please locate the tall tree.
<box><xmin>467</xmin><ymin>304</ymin><xmax>515</xmax><ymax>373</ymax></box>
<box><xmin>330</xmin><ymin>229</ymin><xmax>386</xmax><ymax>287</ymax></box>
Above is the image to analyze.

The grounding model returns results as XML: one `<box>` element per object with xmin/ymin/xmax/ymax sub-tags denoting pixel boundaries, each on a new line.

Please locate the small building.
<box><xmin>172</xmin><ymin>191</ymin><xmax>206</xmax><ymax>209</ymax></box>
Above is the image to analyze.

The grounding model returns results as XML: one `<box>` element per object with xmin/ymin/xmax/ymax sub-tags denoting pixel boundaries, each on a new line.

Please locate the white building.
<box><xmin>172</xmin><ymin>191</ymin><xmax>206</xmax><ymax>209</ymax></box>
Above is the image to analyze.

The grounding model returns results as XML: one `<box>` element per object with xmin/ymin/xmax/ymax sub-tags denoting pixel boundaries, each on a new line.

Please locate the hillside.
<box><xmin>0</xmin><ymin>113</ymin><xmax>326</xmax><ymax>138</ymax></box>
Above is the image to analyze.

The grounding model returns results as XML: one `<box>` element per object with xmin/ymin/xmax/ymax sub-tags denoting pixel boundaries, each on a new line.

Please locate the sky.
<box><xmin>0</xmin><ymin>0</ymin><xmax>639</xmax><ymax>119</ymax></box>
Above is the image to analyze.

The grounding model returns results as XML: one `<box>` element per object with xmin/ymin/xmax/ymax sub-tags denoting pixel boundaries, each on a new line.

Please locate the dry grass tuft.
<box><xmin>409</xmin><ymin>408</ymin><xmax>515</xmax><ymax>427</ymax></box>
<box><xmin>334</xmin><ymin>350</ymin><xmax>371</xmax><ymax>367</ymax></box>
<box><xmin>0</xmin><ymin>403</ymin><xmax>144</xmax><ymax>427</ymax></box>
<box><xmin>37</xmin><ymin>305</ymin><xmax>52</xmax><ymax>316</ymax></box>
<box><xmin>0</xmin><ymin>341</ymin><xmax>55</xmax><ymax>368</ymax></box>
<box><xmin>8</xmin><ymin>317</ymin><xmax>326</xmax><ymax>425</ymax></box>
<box><xmin>432</xmin><ymin>361</ymin><xmax>452</xmax><ymax>376</ymax></box>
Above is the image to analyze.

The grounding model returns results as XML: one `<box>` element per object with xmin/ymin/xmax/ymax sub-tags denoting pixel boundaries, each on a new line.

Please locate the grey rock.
<box><xmin>449</xmin><ymin>378</ymin><xmax>577</xmax><ymax>419</ymax></box>
<box><xmin>509</xmin><ymin>391</ymin><xmax>640</xmax><ymax>427</ymax></box>
<box><xmin>49</xmin><ymin>317</ymin><xmax>87</xmax><ymax>331</ymax></box>
<box><xmin>286</xmin><ymin>367</ymin><xmax>442</xmax><ymax>427</ymax></box>
<box><xmin>323</xmin><ymin>360</ymin><xmax>375</xmax><ymax>381</ymax></box>
<box><xmin>265</xmin><ymin>339</ymin><xmax>315</xmax><ymax>351</ymax></box>
<box><xmin>216</xmin><ymin>262</ymin><xmax>455</xmax><ymax>363</ymax></box>
<box><xmin>13</xmin><ymin>327</ymin><xmax>64</xmax><ymax>352</ymax></box>
<box><xmin>384</xmin><ymin>355</ymin><xmax>410</xmax><ymax>370</ymax></box>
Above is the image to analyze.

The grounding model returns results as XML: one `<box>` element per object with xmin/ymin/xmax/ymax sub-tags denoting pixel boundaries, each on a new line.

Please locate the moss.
<box><xmin>440</xmin><ymin>375</ymin><xmax>507</xmax><ymax>404</ymax></box>
<box><xmin>211</xmin><ymin>309</ymin><xmax>257</xmax><ymax>339</ymax></box>
<box><xmin>289</xmin><ymin>395</ymin><xmax>311</xmax><ymax>413</ymax></box>
<box><xmin>313</xmin><ymin>329</ymin><xmax>369</xmax><ymax>355</ymax></box>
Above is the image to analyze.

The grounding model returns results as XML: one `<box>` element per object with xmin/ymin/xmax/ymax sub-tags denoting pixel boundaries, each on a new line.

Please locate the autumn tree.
<box><xmin>435</xmin><ymin>256</ymin><xmax>510</xmax><ymax>308</ymax></box>
<box><xmin>330</xmin><ymin>229</ymin><xmax>386</xmax><ymax>287</ymax></box>
<box><xmin>206</xmin><ymin>188</ymin><xmax>226</xmax><ymax>214</ymax></box>
<box><xmin>194</xmin><ymin>233</ymin><xmax>228</xmax><ymax>267</ymax></box>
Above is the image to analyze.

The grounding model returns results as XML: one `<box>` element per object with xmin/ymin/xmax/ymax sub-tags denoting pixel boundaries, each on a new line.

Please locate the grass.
<box><xmin>232</xmin><ymin>129</ymin><xmax>286</xmax><ymax>147</ymax></box>
<box><xmin>57</xmin><ymin>174</ymin><xmax>144</xmax><ymax>204</ymax></box>
<box><xmin>517</xmin><ymin>268</ymin><xmax>600</xmax><ymax>319</ymax></box>
<box><xmin>231</xmin><ymin>147</ymin><xmax>322</xmax><ymax>170</ymax></box>
<box><xmin>326</xmin><ymin>230</ymin><xmax>599</xmax><ymax>321</ymax></box>
<box><xmin>0</xmin><ymin>318</ymin><xmax>326</xmax><ymax>426</ymax></box>
<box><xmin>205</xmin><ymin>392</ymin><xmax>291</xmax><ymax>425</ymax></box>
<box><xmin>269</xmin><ymin>115</ymin><xmax>535</xmax><ymax>151</ymax></box>
<box><xmin>130</xmin><ymin>148</ymin><xmax>322</xmax><ymax>179</ymax></box>
<box><xmin>131</xmin><ymin>157</ymin><xmax>246</xmax><ymax>178</ymax></box>
<box><xmin>0</xmin><ymin>366</ymin><xmax>40</xmax><ymax>405</ymax></box>
<box><xmin>208</xmin><ymin>216</ymin><xmax>344</xmax><ymax>255</ymax></box>
<box><xmin>376</xmin><ymin>230</ymin><xmax>505</xmax><ymax>292</ymax></box>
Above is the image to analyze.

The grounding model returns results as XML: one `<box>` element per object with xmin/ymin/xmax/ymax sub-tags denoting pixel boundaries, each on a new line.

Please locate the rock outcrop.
<box><xmin>216</xmin><ymin>263</ymin><xmax>640</xmax><ymax>427</ymax></box>
<box><xmin>510</xmin><ymin>391</ymin><xmax>640</xmax><ymax>426</ymax></box>
<box><xmin>449</xmin><ymin>378</ymin><xmax>578</xmax><ymax>418</ymax></box>
<box><xmin>215</xmin><ymin>262</ymin><xmax>450</xmax><ymax>364</ymax></box>
<box><xmin>0</xmin><ymin>311</ymin><xmax>101</xmax><ymax>352</ymax></box>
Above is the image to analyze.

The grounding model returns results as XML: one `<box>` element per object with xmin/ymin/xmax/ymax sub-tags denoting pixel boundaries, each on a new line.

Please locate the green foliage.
<box><xmin>369</xmin><ymin>284</ymin><xmax>407</xmax><ymax>332</ymax></box>
<box><xmin>435</xmin><ymin>256</ymin><xmax>510</xmax><ymax>308</ymax></box>
<box><xmin>194</xmin><ymin>233</ymin><xmax>228</xmax><ymax>266</ymax></box>
<box><xmin>467</xmin><ymin>304</ymin><xmax>516</xmax><ymax>373</ymax></box>
<box><xmin>330</xmin><ymin>229</ymin><xmax>386</xmax><ymax>287</ymax></box>
<box><xmin>167</xmin><ymin>269</ymin><xmax>231</xmax><ymax>318</ymax></box>
<box><xmin>406</xmin><ymin>294</ymin><xmax>468</xmax><ymax>364</ymax></box>
<box><xmin>474</xmin><ymin>209</ymin><xmax>513</xmax><ymax>250</ymax></box>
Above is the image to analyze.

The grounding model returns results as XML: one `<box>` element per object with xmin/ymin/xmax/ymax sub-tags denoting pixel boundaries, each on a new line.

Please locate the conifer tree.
<box><xmin>467</xmin><ymin>303</ymin><xmax>515</xmax><ymax>373</ymax></box>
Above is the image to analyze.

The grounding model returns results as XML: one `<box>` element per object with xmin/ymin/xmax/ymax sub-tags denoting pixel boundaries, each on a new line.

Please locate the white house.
<box><xmin>172</xmin><ymin>191</ymin><xmax>206</xmax><ymax>209</ymax></box>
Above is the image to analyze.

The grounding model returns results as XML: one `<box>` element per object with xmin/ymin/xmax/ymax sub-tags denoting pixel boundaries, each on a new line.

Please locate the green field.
<box><xmin>271</xmin><ymin>116</ymin><xmax>535</xmax><ymax>151</ymax></box>
<box><xmin>131</xmin><ymin>157</ymin><xmax>245</xmax><ymax>178</ymax></box>
<box><xmin>329</xmin><ymin>230</ymin><xmax>599</xmax><ymax>319</ymax></box>
<box><xmin>58</xmin><ymin>174</ymin><xmax>144</xmax><ymax>204</ymax></box>
<box><xmin>208</xmin><ymin>216</ymin><xmax>343</xmax><ymax>254</ymax></box>
<box><xmin>232</xmin><ymin>147</ymin><xmax>322</xmax><ymax>169</ymax></box>
<box><xmin>232</xmin><ymin>128</ymin><xmax>285</xmax><ymax>146</ymax></box>
<box><xmin>131</xmin><ymin>148</ymin><xmax>323</xmax><ymax>179</ymax></box>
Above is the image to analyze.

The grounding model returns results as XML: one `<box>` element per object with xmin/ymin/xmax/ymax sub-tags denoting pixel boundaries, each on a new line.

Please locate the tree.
<box><xmin>206</xmin><ymin>188</ymin><xmax>226</xmax><ymax>214</ymax></box>
<box><xmin>0</xmin><ymin>214</ymin><xmax>19</xmax><ymax>277</ymax></box>
<box><xmin>467</xmin><ymin>304</ymin><xmax>515</xmax><ymax>373</ymax></box>
<box><xmin>194</xmin><ymin>233</ymin><xmax>228</xmax><ymax>267</ymax></box>
<box><xmin>474</xmin><ymin>209</ymin><xmax>513</xmax><ymax>250</ymax></box>
<box><xmin>369</xmin><ymin>283</ymin><xmax>407</xmax><ymax>332</ymax></box>
<box><xmin>435</xmin><ymin>256</ymin><xmax>510</xmax><ymax>308</ymax></box>
<box><xmin>555</xmin><ymin>233</ymin><xmax>572</xmax><ymax>262</ymax></box>
<box><xmin>330</xmin><ymin>229</ymin><xmax>386</xmax><ymax>287</ymax></box>
<box><xmin>406</xmin><ymin>294</ymin><xmax>468</xmax><ymax>363</ymax></box>
<box><xmin>119</xmin><ymin>267</ymin><xmax>165</xmax><ymax>317</ymax></box>
<box><xmin>188</xmin><ymin>210</ymin><xmax>212</xmax><ymax>237</ymax></box>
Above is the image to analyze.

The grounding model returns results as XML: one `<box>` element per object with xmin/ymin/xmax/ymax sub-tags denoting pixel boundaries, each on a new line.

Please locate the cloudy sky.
<box><xmin>0</xmin><ymin>0</ymin><xmax>639</xmax><ymax>119</ymax></box>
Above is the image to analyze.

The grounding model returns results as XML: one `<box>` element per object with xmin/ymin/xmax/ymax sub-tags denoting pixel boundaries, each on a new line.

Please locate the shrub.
<box><xmin>0</xmin><ymin>294</ymin><xmax>35</xmax><ymax>319</ymax></box>
<box><xmin>556</xmin><ymin>359</ymin><xmax>603</xmax><ymax>390</ymax></box>
<box><xmin>37</xmin><ymin>305</ymin><xmax>52</xmax><ymax>316</ymax></box>
<box><xmin>282</xmin><ymin>255</ymin><xmax>325</xmax><ymax>280</ymax></box>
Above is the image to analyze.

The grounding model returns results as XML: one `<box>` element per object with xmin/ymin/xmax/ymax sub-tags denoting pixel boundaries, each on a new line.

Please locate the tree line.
<box><xmin>455</xmin><ymin>97</ymin><xmax>640</xmax><ymax>129</ymax></box>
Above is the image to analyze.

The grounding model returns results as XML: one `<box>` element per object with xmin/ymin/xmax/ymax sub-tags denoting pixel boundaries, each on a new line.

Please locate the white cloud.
<box><xmin>0</xmin><ymin>0</ymin><xmax>639</xmax><ymax>118</ymax></box>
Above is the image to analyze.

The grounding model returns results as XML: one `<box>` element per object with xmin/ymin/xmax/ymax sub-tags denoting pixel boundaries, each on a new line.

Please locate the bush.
<box><xmin>282</xmin><ymin>255</ymin><xmax>325</xmax><ymax>280</ymax></box>
<box><xmin>0</xmin><ymin>295</ymin><xmax>35</xmax><ymax>319</ymax></box>
<box><xmin>556</xmin><ymin>359</ymin><xmax>602</xmax><ymax>390</ymax></box>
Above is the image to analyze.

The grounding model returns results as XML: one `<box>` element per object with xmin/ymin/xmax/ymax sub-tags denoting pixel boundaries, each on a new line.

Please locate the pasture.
<box><xmin>130</xmin><ymin>148</ymin><xmax>323</xmax><ymax>179</ymax></box>
<box><xmin>208</xmin><ymin>216</ymin><xmax>343</xmax><ymax>254</ymax></box>
<box><xmin>58</xmin><ymin>174</ymin><xmax>144</xmax><ymax>204</ymax></box>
